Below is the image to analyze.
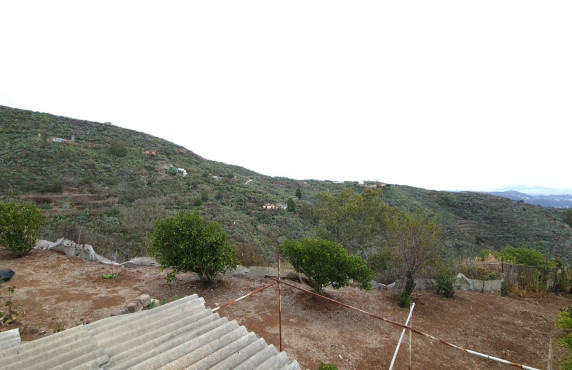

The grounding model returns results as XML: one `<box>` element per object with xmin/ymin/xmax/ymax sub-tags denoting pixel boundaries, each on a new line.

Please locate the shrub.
<box><xmin>0</xmin><ymin>284</ymin><xmax>18</xmax><ymax>324</ymax></box>
<box><xmin>497</xmin><ymin>246</ymin><xmax>546</xmax><ymax>266</ymax></box>
<box><xmin>434</xmin><ymin>263</ymin><xmax>456</xmax><ymax>298</ymax></box>
<box><xmin>477</xmin><ymin>248</ymin><xmax>494</xmax><ymax>261</ymax></box>
<box><xmin>149</xmin><ymin>212</ymin><xmax>239</xmax><ymax>284</ymax></box>
<box><xmin>556</xmin><ymin>306</ymin><xmax>572</xmax><ymax>369</ymax></box>
<box><xmin>278</xmin><ymin>238</ymin><xmax>374</xmax><ymax>292</ymax></box>
<box><xmin>168</xmin><ymin>167</ymin><xmax>178</xmax><ymax>176</ymax></box>
<box><xmin>318</xmin><ymin>363</ymin><xmax>338</xmax><ymax>370</ymax></box>
<box><xmin>0</xmin><ymin>202</ymin><xmax>45</xmax><ymax>257</ymax></box>
<box><xmin>397</xmin><ymin>289</ymin><xmax>412</xmax><ymax>308</ymax></box>
<box><xmin>109</xmin><ymin>140</ymin><xmax>127</xmax><ymax>157</ymax></box>
<box><xmin>501</xmin><ymin>281</ymin><xmax>509</xmax><ymax>296</ymax></box>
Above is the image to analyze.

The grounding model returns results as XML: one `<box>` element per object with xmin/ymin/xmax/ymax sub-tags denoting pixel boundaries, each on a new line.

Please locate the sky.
<box><xmin>1</xmin><ymin>1</ymin><xmax>571</xmax><ymax>192</ymax></box>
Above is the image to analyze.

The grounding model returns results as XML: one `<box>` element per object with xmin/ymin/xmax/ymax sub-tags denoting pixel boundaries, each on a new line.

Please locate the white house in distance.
<box><xmin>262</xmin><ymin>202</ymin><xmax>288</xmax><ymax>211</ymax></box>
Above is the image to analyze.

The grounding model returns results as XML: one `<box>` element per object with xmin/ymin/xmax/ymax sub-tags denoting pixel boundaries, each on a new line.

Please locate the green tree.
<box><xmin>149</xmin><ymin>212</ymin><xmax>239</xmax><ymax>284</ymax></box>
<box><xmin>388</xmin><ymin>209</ymin><xmax>443</xmax><ymax>295</ymax></box>
<box><xmin>497</xmin><ymin>246</ymin><xmax>546</xmax><ymax>266</ymax></box>
<box><xmin>315</xmin><ymin>188</ymin><xmax>392</xmax><ymax>254</ymax></box>
<box><xmin>287</xmin><ymin>198</ymin><xmax>296</xmax><ymax>213</ymax></box>
<box><xmin>278</xmin><ymin>238</ymin><xmax>374</xmax><ymax>293</ymax></box>
<box><xmin>295</xmin><ymin>187</ymin><xmax>302</xmax><ymax>200</ymax></box>
<box><xmin>0</xmin><ymin>202</ymin><xmax>45</xmax><ymax>257</ymax></box>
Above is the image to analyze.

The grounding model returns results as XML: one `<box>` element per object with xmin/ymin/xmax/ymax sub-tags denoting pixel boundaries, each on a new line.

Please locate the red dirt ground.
<box><xmin>1</xmin><ymin>247</ymin><xmax>571</xmax><ymax>369</ymax></box>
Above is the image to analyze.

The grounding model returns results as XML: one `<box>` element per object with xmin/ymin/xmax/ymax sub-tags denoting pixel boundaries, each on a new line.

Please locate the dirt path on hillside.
<box><xmin>1</xmin><ymin>247</ymin><xmax>571</xmax><ymax>369</ymax></box>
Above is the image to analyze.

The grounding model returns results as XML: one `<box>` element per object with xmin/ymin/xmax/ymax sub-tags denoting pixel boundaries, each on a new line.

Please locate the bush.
<box><xmin>318</xmin><ymin>363</ymin><xmax>338</xmax><ymax>370</ymax></box>
<box><xmin>501</xmin><ymin>281</ymin><xmax>509</xmax><ymax>296</ymax></box>
<box><xmin>556</xmin><ymin>306</ymin><xmax>572</xmax><ymax>369</ymax></box>
<box><xmin>168</xmin><ymin>167</ymin><xmax>178</xmax><ymax>176</ymax></box>
<box><xmin>278</xmin><ymin>238</ymin><xmax>374</xmax><ymax>292</ymax></box>
<box><xmin>397</xmin><ymin>289</ymin><xmax>412</xmax><ymax>308</ymax></box>
<box><xmin>109</xmin><ymin>140</ymin><xmax>127</xmax><ymax>157</ymax></box>
<box><xmin>477</xmin><ymin>248</ymin><xmax>494</xmax><ymax>261</ymax></box>
<box><xmin>497</xmin><ymin>246</ymin><xmax>546</xmax><ymax>266</ymax></box>
<box><xmin>149</xmin><ymin>212</ymin><xmax>239</xmax><ymax>284</ymax></box>
<box><xmin>0</xmin><ymin>202</ymin><xmax>45</xmax><ymax>257</ymax></box>
<box><xmin>434</xmin><ymin>263</ymin><xmax>456</xmax><ymax>298</ymax></box>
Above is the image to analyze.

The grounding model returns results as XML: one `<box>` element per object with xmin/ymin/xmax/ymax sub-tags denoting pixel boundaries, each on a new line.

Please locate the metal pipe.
<box><xmin>409</xmin><ymin>315</ymin><xmax>412</xmax><ymax>370</ymax></box>
<box><xmin>211</xmin><ymin>282</ymin><xmax>277</xmax><ymax>312</ymax></box>
<box><xmin>278</xmin><ymin>252</ymin><xmax>283</xmax><ymax>352</ymax></box>
<box><xmin>264</xmin><ymin>275</ymin><xmax>539</xmax><ymax>370</ymax></box>
<box><xmin>389</xmin><ymin>302</ymin><xmax>415</xmax><ymax>370</ymax></box>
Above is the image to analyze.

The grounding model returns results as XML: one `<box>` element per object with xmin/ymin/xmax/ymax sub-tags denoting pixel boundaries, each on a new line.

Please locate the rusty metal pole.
<box><xmin>265</xmin><ymin>275</ymin><xmax>539</xmax><ymax>370</ymax></box>
<box><xmin>278</xmin><ymin>251</ymin><xmax>283</xmax><ymax>352</ymax></box>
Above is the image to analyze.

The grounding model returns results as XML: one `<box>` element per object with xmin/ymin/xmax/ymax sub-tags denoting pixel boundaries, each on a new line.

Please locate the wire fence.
<box><xmin>458</xmin><ymin>260</ymin><xmax>572</xmax><ymax>295</ymax></box>
<box><xmin>212</xmin><ymin>257</ymin><xmax>547</xmax><ymax>369</ymax></box>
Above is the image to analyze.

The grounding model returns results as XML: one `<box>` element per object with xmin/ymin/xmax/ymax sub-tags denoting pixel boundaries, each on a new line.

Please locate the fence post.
<box><xmin>278</xmin><ymin>251</ymin><xmax>282</xmax><ymax>352</ymax></box>
<box><xmin>409</xmin><ymin>313</ymin><xmax>412</xmax><ymax>369</ymax></box>
<box><xmin>389</xmin><ymin>302</ymin><xmax>415</xmax><ymax>370</ymax></box>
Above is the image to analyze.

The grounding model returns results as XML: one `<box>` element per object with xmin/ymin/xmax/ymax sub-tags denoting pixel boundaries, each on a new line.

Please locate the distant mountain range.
<box><xmin>492</xmin><ymin>186</ymin><xmax>572</xmax><ymax>196</ymax></box>
<box><xmin>1</xmin><ymin>105</ymin><xmax>571</xmax><ymax>261</ymax></box>
<box><xmin>483</xmin><ymin>188</ymin><xmax>572</xmax><ymax>208</ymax></box>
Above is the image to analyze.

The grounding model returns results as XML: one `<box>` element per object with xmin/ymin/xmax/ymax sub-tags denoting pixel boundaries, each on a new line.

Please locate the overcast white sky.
<box><xmin>1</xmin><ymin>1</ymin><xmax>570</xmax><ymax>191</ymax></box>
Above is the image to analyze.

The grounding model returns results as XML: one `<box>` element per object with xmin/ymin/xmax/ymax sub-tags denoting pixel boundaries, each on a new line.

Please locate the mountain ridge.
<box><xmin>1</xmin><ymin>105</ymin><xmax>571</xmax><ymax>261</ymax></box>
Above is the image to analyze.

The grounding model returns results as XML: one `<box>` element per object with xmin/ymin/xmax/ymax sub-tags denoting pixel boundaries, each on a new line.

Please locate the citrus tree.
<box><xmin>279</xmin><ymin>238</ymin><xmax>374</xmax><ymax>292</ymax></box>
<box><xmin>0</xmin><ymin>202</ymin><xmax>45</xmax><ymax>257</ymax></box>
<box><xmin>149</xmin><ymin>212</ymin><xmax>239</xmax><ymax>284</ymax></box>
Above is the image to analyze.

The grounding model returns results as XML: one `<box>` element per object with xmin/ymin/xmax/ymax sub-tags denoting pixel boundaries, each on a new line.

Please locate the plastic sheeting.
<box><xmin>34</xmin><ymin>238</ymin><xmax>160</xmax><ymax>267</ymax></box>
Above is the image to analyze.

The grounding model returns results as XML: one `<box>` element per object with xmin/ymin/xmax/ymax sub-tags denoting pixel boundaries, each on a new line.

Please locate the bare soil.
<box><xmin>1</xmin><ymin>247</ymin><xmax>571</xmax><ymax>369</ymax></box>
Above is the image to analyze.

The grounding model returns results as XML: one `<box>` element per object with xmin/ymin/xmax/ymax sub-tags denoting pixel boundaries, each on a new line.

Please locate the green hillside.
<box><xmin>1</xmin><ymin>105</ymin><xmax>571</xmax><ymax>262</ymax></box>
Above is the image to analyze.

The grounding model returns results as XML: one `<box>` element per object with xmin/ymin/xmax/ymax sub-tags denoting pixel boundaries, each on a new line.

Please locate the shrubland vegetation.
<box><xmin>1</xmin><ymin>105</ymin><xmax>572</xmax><ymax>300</ymax></box>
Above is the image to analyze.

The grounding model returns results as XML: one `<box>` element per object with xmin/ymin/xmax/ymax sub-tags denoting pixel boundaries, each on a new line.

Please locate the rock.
<box><xmin>126</xmin><ymin>302</ymin><xmax>139</xmax><ymax>313</ymax></box>
<box><xmin>137</xmin><ymin>294</ymin><xmax>151</xmax><ymax>308</ymax></box>
<box><xmin>232</xmin><ymin>265</ymin><xmax>249</xmax><ymax>277</ymax></box>
<box><xmin>387</xmin><ymin>282</ymin><xmax>397</xmax><ymax>289</ymax></box>
<box><xmin>112</xmin><ymin>308</ymin><xmax>129</xmax><ymax>316</ymax></box>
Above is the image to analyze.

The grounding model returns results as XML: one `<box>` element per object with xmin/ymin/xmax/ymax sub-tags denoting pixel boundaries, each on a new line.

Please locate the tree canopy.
<box><xmin>314</xmin><ymin>188</ymin><xmax>392</xmax><ymax>254</ymax></box>
<box><xmin>279</xmin><ymin>238</ymin><xmax>374</xmax><ymax>292</ymax></box>
<box><xmin>387</xmin><ymin>209</ymin><xmax>443</xmax><ymax>294</ymax></box>
<box><xmin>0</xmin><ymin>202</ymin><xmax>45</xmax><ymax>257</ymax></box>
<box><xmin>149</xmin><ymin>212</ymin><xmax>239</xmax><ymax>284</ymax></box>
<box><xmin>497</xmin><ymin>246</ymin><xmax>546</xmax><ymax>266</ymax></box>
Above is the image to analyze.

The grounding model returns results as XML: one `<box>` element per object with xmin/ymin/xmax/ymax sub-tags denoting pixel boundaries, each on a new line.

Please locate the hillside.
<box><xmin>484</xmin><ymin>190</ymin><xmax>572</xmax><ymax>208</ymax></box>
<box><xmin>1</xmin><ymin>105</ymin><xmax>571</xmax><ymax>262</ymax></box>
